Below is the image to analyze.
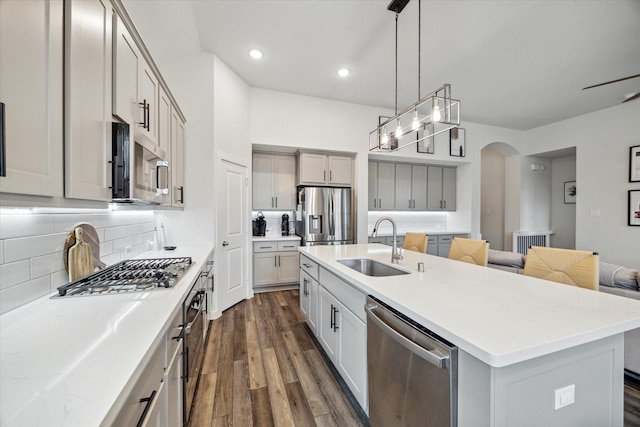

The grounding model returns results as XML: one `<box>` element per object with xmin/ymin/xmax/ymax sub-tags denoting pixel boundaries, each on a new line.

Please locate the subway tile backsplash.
<box><xmin>367</xmin><ymin>212</ymin><xmax>448</xmax><ymax>236</ymax></box>
<box><xmin>0</xmin><ymin>210</ymin><xmax>156</xmax><ymax>314</ymax></box>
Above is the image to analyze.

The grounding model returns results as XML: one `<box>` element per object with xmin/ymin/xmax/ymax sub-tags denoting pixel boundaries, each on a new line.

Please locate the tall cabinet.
<box><xmin>368</xmin><ymin>161</ymin><xmax>395</xmax><ymax>210</ymax></box>
<box><xmin>64</xmin><ymin>0</ymin><xmax>113</xmax><ymax>201</ymax></box>
<box><xmin>0</xmin><ymin>0</ymin><xmax>64</xmax><ymax>197</ymax></box>
<box><xmin>394</xmin><ymin>163</ymin><xmax>427</xmax><ymax>210</ymax></box>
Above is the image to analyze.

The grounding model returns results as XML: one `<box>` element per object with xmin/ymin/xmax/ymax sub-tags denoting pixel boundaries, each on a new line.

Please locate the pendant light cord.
<box><xmin>395</xmin><ymin>12</ymin><xmax>399</xmax><ymax>115</ymax></box>
<box><xmin>418</xmin><ymin>0</ymin><xmax>421</xmax><ymax>100</ymax></box>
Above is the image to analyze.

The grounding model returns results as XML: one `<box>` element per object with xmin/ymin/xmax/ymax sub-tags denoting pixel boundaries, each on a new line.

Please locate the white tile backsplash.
<box><xmin>0</xmin><ymin>210</ymin><xmax>156</xmax><ymax>315</ymax></box>
<box><xmin>367</xmin><ymin>212</ymin><xmax>448</xmax><ymax>235</ymax></box>
<box><xmin>0</xmin><ymin>260</ymin><xmax>30</xmax><ymax>290</ymax></box>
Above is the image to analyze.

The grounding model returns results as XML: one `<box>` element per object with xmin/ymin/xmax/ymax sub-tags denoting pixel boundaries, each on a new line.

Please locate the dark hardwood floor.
<box><xmin>188</xmin><ymin>289</ymin><xmax>364</xmax><ymax>426</ymax></box>
<box><xmin>188</xmin><ymin>289</ymin><xmax>640</xmax><ymax>427</ymax></box>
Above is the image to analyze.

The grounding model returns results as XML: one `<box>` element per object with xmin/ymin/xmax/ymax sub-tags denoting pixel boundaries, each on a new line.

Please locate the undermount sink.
<box><xmin>337</xmin><ymin>258</ymin><xmax>410</xmax><ymax>277</ymax></box>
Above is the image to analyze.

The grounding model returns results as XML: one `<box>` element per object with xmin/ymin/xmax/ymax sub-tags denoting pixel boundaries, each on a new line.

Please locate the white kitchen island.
<box><xmin>300</xmin><ymin>244</ymin><xmax>640</xmax><ymax>427</ymax></box>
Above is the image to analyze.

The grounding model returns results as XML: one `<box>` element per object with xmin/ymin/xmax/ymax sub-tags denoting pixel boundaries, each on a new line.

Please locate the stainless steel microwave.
<box><xmin>111</xmin><ymin>122</ymin><xmax>169</xmax><ymax>204</ymax></box>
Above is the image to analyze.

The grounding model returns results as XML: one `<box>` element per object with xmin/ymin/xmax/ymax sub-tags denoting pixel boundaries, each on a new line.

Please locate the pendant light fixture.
<box><xmin>370</xmin><ymin>0</ymin><xmax>461</xmax><ymax>152</ymax></box>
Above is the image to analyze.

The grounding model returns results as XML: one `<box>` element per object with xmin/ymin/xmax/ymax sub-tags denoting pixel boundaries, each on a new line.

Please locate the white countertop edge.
<box><xmin>252</xmin><ymin>235</ymin><xmax>302</xmax><ymax>242</ymax></box>
<box><xmin>299</xmin><ymin>244</ymin><xmax>640</xmax><ymax>368</ymax></box>
<box><xmin>369</xmin><ymin>230</ymin><xmax>470</xmax><ymax>238</ymax></box>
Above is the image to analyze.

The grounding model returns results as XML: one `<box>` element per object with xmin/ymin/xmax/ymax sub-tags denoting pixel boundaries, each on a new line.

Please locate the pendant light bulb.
<box><xmin>432</xmin><ymin>104</ymin><xmax>442</xmax><ymax>122</ymax></box>
<box><xmin>395</xmin><ymin>119</ymin><xmax>403</xmax><ymax>138</ymax></box>
<box><xmin>411</xmin><ymin>111</ymin><xmax>420</xmax><ymax>130</ymax></box>
<box><xmin>381</xmin><ymin>127</ymin><xmax>389</xmax><ymax>146</ymax></box>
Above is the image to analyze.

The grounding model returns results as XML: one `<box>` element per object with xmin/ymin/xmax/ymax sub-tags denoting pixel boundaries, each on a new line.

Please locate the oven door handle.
<box><xmin>184</xmin><ymin>306</ymin><xmax>204</xmax><ymax>334</ymax></box>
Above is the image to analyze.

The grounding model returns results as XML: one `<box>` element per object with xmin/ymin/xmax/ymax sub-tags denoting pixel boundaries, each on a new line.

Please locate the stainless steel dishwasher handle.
<box><xmin>365</xmin><ymin>303</ymin><xmax>449</xmax><ymax>368</ymax></box>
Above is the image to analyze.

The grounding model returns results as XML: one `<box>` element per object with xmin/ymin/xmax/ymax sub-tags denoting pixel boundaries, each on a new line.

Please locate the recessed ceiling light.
<box><xmin>338</xmin><ymin>68</ymin><xmax>350</xmax><ymax>77</ymax></box>
<box><xmin>249</xmin><ymin>49</ymin><xmax>263</xmax><ymax>59</ymax></box>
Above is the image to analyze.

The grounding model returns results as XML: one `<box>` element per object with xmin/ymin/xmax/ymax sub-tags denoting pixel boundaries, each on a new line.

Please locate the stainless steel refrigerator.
<box><xmin>295</xmin><ymin>186</ymin><xmax>354</xmax><ymax>245</ymax></box>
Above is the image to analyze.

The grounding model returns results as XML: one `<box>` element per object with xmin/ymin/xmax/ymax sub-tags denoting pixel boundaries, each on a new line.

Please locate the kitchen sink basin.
<box><xmin>337</xmin><ymin>258</ymin><xmax>410</xmax><ymax>277</ymax></box>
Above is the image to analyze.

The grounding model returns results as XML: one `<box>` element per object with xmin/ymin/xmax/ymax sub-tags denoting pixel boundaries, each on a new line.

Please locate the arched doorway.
<box><xmin>481</xmin><ymin>142</ymin><xmax>519</xmax><ymax>251</ymax></box>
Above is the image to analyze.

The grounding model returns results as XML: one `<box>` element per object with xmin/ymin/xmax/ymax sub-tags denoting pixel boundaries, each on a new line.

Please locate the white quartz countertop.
<box><xmin>370</xmin><ymin>230</ymin><xmax>470</xmax><ymax>237</ymax></box>
<box><xmin>252</xmin><ymin>235</ymin><xmax>301</xmax><ymax>242</ymax></box>
<box><xmin>300</xmin><ymin>244</ymin><xmax>640</xmax><ymax>367</ymax></box>
<box><xmin>0</xmin><ymin>245</ymin><xmax>214</xmax><ymax>427</ymax></box>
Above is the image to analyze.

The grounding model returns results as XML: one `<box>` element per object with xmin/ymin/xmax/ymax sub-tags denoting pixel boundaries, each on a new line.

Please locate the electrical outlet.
<box><xmin>554</xmin><ymin>384</ymin><xmax>575</xmax><ymax>410</ymax></box>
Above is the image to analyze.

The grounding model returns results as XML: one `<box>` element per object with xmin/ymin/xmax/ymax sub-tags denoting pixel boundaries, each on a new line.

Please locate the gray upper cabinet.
<box><xmin>253</xmin><ymin>153</ymin><xmax>296</xmax><ymax>210</ymax></box>
<box><xmin>369</xmin><ymin>161</ymin><xmax>456</xmax><ymax>212</ymax></box>
<box><xmin>394</xmin><ymin>164</ymin><xmax>427</xmax><ymax>211</ymax></box>
<box><xmin>298</xmin><ymin>152</ymin><xmax>353</xmax><ymax>186</ymax></box>
<box><xmin>0</xmin><ymin>0</ymin><xmax>64</xmax><ymax>198</ymax></box>
<box><xmin>65</xmin><ymin>0</ymin><xmax>113</xmax><ymax>201</ymax></box>
<box><xmin>427</xmin><ymin>166</ymin><xmax>456</xmax><ymax>211</ymax></box>
<box><xmin>368</xmin><ymin>161</ymin><xmax>395</xmax><ymax>210</ymax></box>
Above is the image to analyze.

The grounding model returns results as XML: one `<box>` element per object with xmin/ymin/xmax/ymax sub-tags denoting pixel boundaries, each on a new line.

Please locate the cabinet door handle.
<box><xmin>330</xmin><ymin>304</ymin><xmax>335</xmax><ymax>329</ymax></box>
<box><xmin>139</xmin><ymin>99</ymin><xmax>150</xmax><ymax>131</ymax></box>
<box><xmin>275</xmin><ymin>197</ymin><xmax>278</xmax><ymax>208</ymax></box>
<box><xmin>333</xmin><ymin>307</ymin><xmax>339</xmax><ymax>332</ymax></box>
<box><xmin>0</xmin><ymin>102</ymin><xmax>5</xmax><ymax>177</ymax></box>
<box><xmin>443</xmin><ymin>200</ymin><xmax>446</xmax><ymax>209</ymax></box>
<box><xmin>330</xmin><ymin>170</ymin><xmax>332</xmax><ymax>182</ymax></box>
<box><xmin>178</xmin><ymin>186</ymin><xmax>184</xmax><ymax>203</ymax></box>
<box><xmin>324</xmin><ymin>170</ymin><xmax>326</xmax><ymax>182</ymax></box>
<box><xmin>136</xmin><ymin>389</ymin><xmax>157</xmax><ymax>427</ymax></box>
<box><xmin>278</xmin><ymin>255</ymin><xmax>281</xmax><ymax>267</ymax></box>
<box><xmin>274</xmin><ymin>256</ymin><xmax>277</xmax><ymax>267</ymax></box>
<box><xmin>303</xmin><ymin>278</ymin><xmax>308</xmax><ymax>296</ymax></box>
<box><xmin>302</xmin><ymin>263</ymin><xmax>311</xmax><ymax>268</ymax></box>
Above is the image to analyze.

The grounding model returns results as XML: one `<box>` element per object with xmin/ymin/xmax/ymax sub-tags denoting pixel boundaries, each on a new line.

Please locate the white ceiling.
<box><xmin>128</xmin><ymin>0</ymin><xmax>640</xmax><ymax>131</ymax></box>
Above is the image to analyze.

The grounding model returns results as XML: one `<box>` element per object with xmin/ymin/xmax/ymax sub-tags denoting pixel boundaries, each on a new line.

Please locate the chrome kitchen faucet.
<box><xmin>371</xmin><ymin>217</ymin><xmax>403</xmax><ymax>264</ymax></box>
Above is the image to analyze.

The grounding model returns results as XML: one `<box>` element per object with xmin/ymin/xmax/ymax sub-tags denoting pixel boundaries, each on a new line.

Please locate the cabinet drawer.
<box><xmin>437</xmin><ymin>234</ymin><xmax>453</xmax><ymax>244</ymax></box>
<box><xmin>112</xmin><ymin>337</ymin><xmax>165</xmax><ymax>426</ymax></box>
<box><xmin>300</xmin><ymin>254</ymin><xmax>319</xmax><ymax>281</ymax></box>
<box><xmin>319</xmin><ymin>267</ymin><xmax>367</xmax><ymax>322</ymax></box>
<box><xmin>428</xmin><ymin>236</ymin><xmax>437</xmax><ymax>245</ymax></box>
<box><xmin>253</xmin><ymin>242</ymin><xmax>278</xmax><ymax>252</ymax></box>
<box><xmin>277</xmin><ymin>241</ymin><xmax>300</xmax><ymax>251</ymax></box>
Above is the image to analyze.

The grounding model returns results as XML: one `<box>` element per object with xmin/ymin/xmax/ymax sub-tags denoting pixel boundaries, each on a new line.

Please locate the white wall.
<box><xmin>550</xmin><ymin>156</ymin><xmax>576</xmax><ymax>249</ymax></box>
<box><xmin>520</xmin><ymin>101</ymin><xmax>640</xmax><ymax>269</ymax></box>
<box><xmin>519</xmin><ymin>156</ymin><xmax>553</xmax><ymax>231</ymax></box>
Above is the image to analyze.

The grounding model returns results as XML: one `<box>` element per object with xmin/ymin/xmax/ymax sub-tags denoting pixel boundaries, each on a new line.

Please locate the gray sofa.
<box><xmin>487</xmin><ymin>249</ymin><xmax>640</xmax><ymax>376</ymax></box>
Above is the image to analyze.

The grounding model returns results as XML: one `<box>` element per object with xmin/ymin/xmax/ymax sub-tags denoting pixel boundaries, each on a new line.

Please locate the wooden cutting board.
<box><xmin>68</xmin><ymin>228</ymin><xmax>95</xmax><ymax>281</ymax></box>
<box><xmin>64</xmin><ymin>223</ymin><xmax>106</xmax><ymax>273</ymax></box>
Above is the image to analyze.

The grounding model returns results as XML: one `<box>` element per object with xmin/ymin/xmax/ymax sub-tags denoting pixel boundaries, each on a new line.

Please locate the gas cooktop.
<box><xmin>54</xmin><ymin>257</ymin><xmax>192</xmax><ymax>298</ymax></box>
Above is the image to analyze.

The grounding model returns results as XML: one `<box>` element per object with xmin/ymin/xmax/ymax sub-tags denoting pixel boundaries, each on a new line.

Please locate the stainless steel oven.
<box><xmin>182</xmin><ymin>279</ymin><xmax>206</xmax><ymax>424</ymax></box>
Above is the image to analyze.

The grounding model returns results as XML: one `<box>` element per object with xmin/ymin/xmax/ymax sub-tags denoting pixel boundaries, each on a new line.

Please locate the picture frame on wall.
<box><xmin>449</xmin><ymin>127</ymin><xmax>466</xmax><ymax>157</ymax></box>
<box><xmin>629</xmin><ymin>190</ymin><xmax>640</xmax><ymax>226</ymax></box>
<box><xmin>564</xmin><ymin>181</ymin><xmax>576</xmax><ymax>204</ymax></box>
<box><xmin>630</xmin><ymin>145</ymin><xmax>640</xmax><ymax>182</ymax></box>
<box><xmin>416</xmin><ymin>123</ymin><xmax>435</xmax><ymax>154</ymax></box>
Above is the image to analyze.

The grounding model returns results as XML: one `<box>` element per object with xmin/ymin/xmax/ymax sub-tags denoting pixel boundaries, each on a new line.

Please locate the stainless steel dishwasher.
<box><xmin>365</xmin><ymin>295</ymin><xmax>458</xmax><ymax>427</ymax></box>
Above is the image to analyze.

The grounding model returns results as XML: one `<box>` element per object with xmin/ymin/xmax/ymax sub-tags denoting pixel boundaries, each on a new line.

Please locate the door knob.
<box><xmin>222</xmin><ymin>241</ymin><xmax>229</xmax><ymax>247</ymax></box>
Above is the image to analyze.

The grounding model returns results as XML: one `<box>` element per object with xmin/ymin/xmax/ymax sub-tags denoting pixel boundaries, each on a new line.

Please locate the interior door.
<box><xmin>216</xmin><ymin>157</ymin><xmax>249</xmax><ymax>312</ymax></box>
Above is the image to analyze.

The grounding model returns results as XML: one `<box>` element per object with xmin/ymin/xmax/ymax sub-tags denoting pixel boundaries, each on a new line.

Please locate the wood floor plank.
<box><xmin>291</xmin><ymin>322</ymin><xmax>316</xmax><ymax>352</ymax></box>
<box><xmin>222</xmin><ymin>303</ymin><xmax>235</xmax><ymax>333</ymax></box>
<box><xmin>245</xmin><ymin>295</ymin><xmax>256</xmax><ymax>322</ymax></box>
<box><xmin>251</xmin><ymin>387</ymin><xmax>275</xmax><ymax>427</ymax></box>
<box><xmin>202</xmin><ymin>317</ymin><xmax>223</xmax><ymax>375</ymax></box>
<box><xmin>211</xmin><ymin>415</ymin><xmax>229</xmax><ymax>427</ymax></box>
<box><xmin>304</xmin><ymin>348</ymin><xmax>363</xmax><ymax>427</ymax></box>
<box><xmin>315</xmin><ymin>413</ymin><xmax>339</xmax><ymax>427</ymax></box>
<box><xmin>233</xmin><ymin>303</ymin><xmax>247</xmax><ymax>362</ymax></box>
<box><xmin>246</xmin><ymin>320</ymin><xmax>267</xmax><ymax>389</ymax></box>
<box><xmin>232</xmin><ymin>359</ymin><xmax>253</xmax><ymax>426</ymax></box>
<box><xmin>285</xmin><ymin>381</ymin><xmax>317</xmax><ymax>427</ymax></box>
<box><xmin>262</xmin><ymin>347</ymin><xmax>296</xmax><ymax>426</ymax></box>
<box><xmin>285</xmin><ymin>291</ymin><xmax>306</xmax><ymax>323</ymax></box>
<box><xmin>259</xmin><ymin>294</ymin><xmax>299</xmax><ymax>384</ymax></box>
<box><xmin>275</xmin><ymin>291</ymin><xmax>288</xmax><ymax>306</ymax></box>
<box><xmin>253</xmin><ymin>298</ymin><xmax>273</xmax><ymax>350</ymax></box>
<box><xmin>188</xmin><ymin>372</ymin><xmax>217</xmax><ymax>427</ymax></box>
<box><xmin>282</xmin><ymin>329</ymin><xmax>331</xmax><ymax>417</ymax></box>
<box><xmin>212</xmin><ymin>329</ymin><xmax>234</xmax><ymax>418</ymax></box>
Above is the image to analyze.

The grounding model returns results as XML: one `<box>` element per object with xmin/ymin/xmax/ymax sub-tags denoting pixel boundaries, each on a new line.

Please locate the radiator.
<box><xmin>512</xmin><ymin>231</ymin><xmax>552</xmax><ymax>255</ymax></box>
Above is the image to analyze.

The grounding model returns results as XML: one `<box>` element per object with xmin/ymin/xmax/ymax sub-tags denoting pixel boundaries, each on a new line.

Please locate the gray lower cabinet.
<box><xmin>369</xmin><ymin>234</ymin><xmax>467</xmax><ymax>257</ymax></box>
<box><xmin>299</xmin><ymin>256</ymin><xmax>368</xmax><ymax>413</ymax></box>
<box><xmin>253</xmin><ymin>241</ymin><xmax>300</xmax><ymax>288</ymax></box>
